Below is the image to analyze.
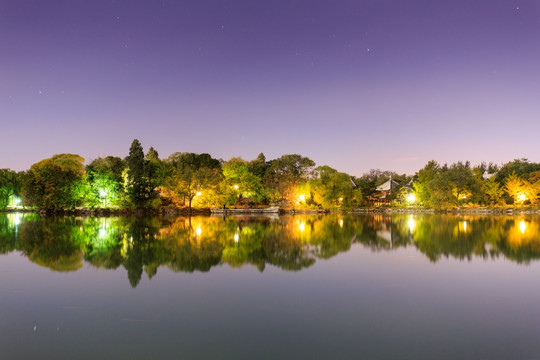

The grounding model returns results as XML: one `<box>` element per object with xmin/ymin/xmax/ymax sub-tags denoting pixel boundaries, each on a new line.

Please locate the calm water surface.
<box><xmin>1</xmin><ymin>213</ymin><xmax>540</xmax><ymax>359</ymax></box>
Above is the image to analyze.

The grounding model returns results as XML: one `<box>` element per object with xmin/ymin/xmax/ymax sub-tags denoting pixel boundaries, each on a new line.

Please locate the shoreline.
<box><xmin>3</xmin><ymin>206</ymin><xmax>540</xmax><ymax>216</ymax></box>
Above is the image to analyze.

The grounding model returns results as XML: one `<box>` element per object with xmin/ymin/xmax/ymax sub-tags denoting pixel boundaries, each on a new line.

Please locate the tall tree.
<box><xmin>482</xmin><ymin>176</ymin><xmax>504</xmax><ymax>205</ymax></box>
<box><xmin>125</xmin><ymin>139</ymin><xmax>156</xmax><ymax>207</ymax></box>
<box><xmin>412</xmin><ymin>160</ymin><xmax>440</xmax><ymax>206</ymax></box>
<box><xmin>248</xmin><ymin>153</ymin><xmax>269</xmax><ymax>179</ymax></box>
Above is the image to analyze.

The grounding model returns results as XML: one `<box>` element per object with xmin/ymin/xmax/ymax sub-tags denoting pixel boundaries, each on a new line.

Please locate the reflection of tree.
<box><xmin>4</xmin><ymin>213</ymin><xmax>540</xmax><ymax>285</ymax></box>
<box><xmin>18</xmin><ymin>216</ymin><xmax>86</xmax><ymax>271</ymax></box>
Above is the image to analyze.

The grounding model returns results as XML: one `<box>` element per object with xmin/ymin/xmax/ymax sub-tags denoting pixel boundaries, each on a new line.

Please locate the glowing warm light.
<box><xmin>11</xmin><ymin>213</ymin><xmax>22</xmax><ymax>226</ymax></box>
<box><xmin>339</xmin><ymin>197</ymin><xmax>343</xmax><ymax>201</ymax></box>
<box><xmin>461</xmin><ymin>195</ymin><xmax>467</xmax><ymax>199</ymax></box>
<box><xmin>195</xmin><ymin>226</ymin><xmax>202</xmax><ymax>236</ymax></box>
<box><xmin>462</xmin><ymin>221</ymin><xmax>467</xmax><ymax>232</ymax></box>
<box><xmin>234</xmin><ymin>233</ymin><xmax>239</xmax><ymax>243</ymax></box>
<box><xmin>407</xmin><ymin>194</ymin><xmax>416</xmax><ymax>203</ymax></box>
<box><xmin>408</xmin><ymin>216</ymin><xmax>416</xmax><ymax>232</ymax></box>
<box><xmin>519</xmin><ymin>220</ymin><xmax>527</xmax><ymax>234</ymax></box>
<box><xmin>298</xmin><ymin>194</ymin><xmax>305</xmax><ymax>202</ymax></box>
<box><xmin>196</xmin><ymin>192</ymin><xmax>202</xmax><ymax>196</ymax></box>
<box><xmin>233</xmin><ymin>184</ymin><xmax>239</xmax><ymax>190</ymax></box>
<box><xmin>299</xmin><ymin>222</ymin><xmax>305</xmax><ymax>232</ymax></box>
<box><xmin>339</xmin><ymin>219</ymin><xmax>343</xmax><ymax>228</ymax></box>
<box><xmin>518</xmin><ymin>194</ymin><xmax>527</xmax><ymax>202</ymax></box>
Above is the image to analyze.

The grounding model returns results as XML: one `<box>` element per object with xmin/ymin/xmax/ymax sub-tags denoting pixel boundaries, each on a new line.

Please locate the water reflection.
<box><xmin>2</xmin><ymin>213</ymin><xmax>540</xmax><ymax>286</ymax></box>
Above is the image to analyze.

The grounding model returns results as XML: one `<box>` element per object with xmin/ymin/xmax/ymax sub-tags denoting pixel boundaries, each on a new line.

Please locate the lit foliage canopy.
<box><xmin>164</xmin><ymin>152</ymin><xmax>222</xmax><ymax>210</ymax></box>
<box><xmin>22</xmin><ymin>154</ymin><xmax>85</xmax><ymax>210</ymax></box>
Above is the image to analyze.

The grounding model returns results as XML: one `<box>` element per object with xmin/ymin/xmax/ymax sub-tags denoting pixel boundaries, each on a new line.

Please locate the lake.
<box><xmin>1</xmin><ymin>212</ymin><xmax>540</xmax><ymax>359</ymax></box>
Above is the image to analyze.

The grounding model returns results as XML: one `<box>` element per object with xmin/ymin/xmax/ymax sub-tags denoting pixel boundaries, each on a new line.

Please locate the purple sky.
<box><xmin>1</xmin><ymin>0</ymin><xmax>539</xmax><ymax>176</ymax></box>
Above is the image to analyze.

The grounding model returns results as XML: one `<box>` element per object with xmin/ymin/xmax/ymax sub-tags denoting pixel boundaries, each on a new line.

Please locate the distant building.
<box><xmin>376</xmin><ymin>177</ymin><xmax>399</xmax><ymax>199</ymax></box>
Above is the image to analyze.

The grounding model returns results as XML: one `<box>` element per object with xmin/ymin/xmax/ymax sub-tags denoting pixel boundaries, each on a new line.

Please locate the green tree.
<box><xmin>482</xmin><ymin>176</ymin><xmax>504</xmax><ymax>205</ymax></box>
<box><xmin>22</xmin><ymin>154</ymin><xmax>85</xmax><ymax>210</ymax></box>
<box><xmin>0</xmin><ymin>169</ymin><xmax>21</xmax><ymax>209</ymax></box>
<box><xmin>444</xmin><ymin>161</ymin><xmax>478</xmax><ymax>206</ymax></box>
<box><xmin>85</xmin><ymin>156</ymin><xmax>127</xmax><ymax>208</ymax></box>
<box><xmin>264</xmin><ymin>154</ymin><xmax>315</xmax><ymax>203</ymax></box>
<box><xmin>504</xmin><ymin>172</ymin><xmax>540</xmax><ymax>204</ymax></box>
<box><xmin>222</xmin><ymin>158</ymin><xmax>265</xmax><ymax>206</ymax></box>
<box><xmin>311</xmin><ymin>166</ymin><xmax>362</xmax><ymax>209</ymax></box>
<box><xmin>248</xmin><ymin>153</ymin><xmax>269</xmax><ymax>179</ymax></box>
<box><xmin>125</xmin><ymin>139</ymin><xmax>157</xmax><ymax>208</ymax></box>
<box><xmin>165</xmin><ymin>152</ymin><xmax>222</xmax><ymax>211</ymax></box>
<box><xmin>412</xmin><ymin>160</ymin><xmax>440</xmax><ymax>206</ymax></box>
<box><xmin>496</xmin><ymin>159</ymin><xmax>540</xmax><ymax>183</ymax></box>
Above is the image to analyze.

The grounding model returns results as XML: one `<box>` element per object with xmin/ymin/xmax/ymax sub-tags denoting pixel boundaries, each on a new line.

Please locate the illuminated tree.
<box><xmin>496</xmin><ymin>158</ymin><xmax>540</xmax><ymax>183</ymax></box>
<box><xmin>482</xmin><ymin>176</ymin><xmax>504</xmax><ymax>205</ymax></box>
<box><xmin>22</xmin><ymin>154</ymin><xmax>85</xmax><ymax>210</ymax></box>
<box><xmin>311</xmin><ymin>166</ymin><xmax>362</xmax><ymax>209</ymax></box>
<box><xmin>412</xmin><ymin>160</ymin><xmax>440</xmax><ymax>206</ymax></box>
<box><xmin>444</xmin><ymin>161</ymin><xmax>479</xmax><ymax>206</ymax></box>
<box><xmin>221</xmin><ymin>158</ymin><xmax>265</xmax><ymax>205</ymax></box>
<box><xmin>504</xmin><ymin>172</ymin><xmax>539</xmax><ymax>204</ymax></box>
<box><xmin>165</xmin><ymin>152</ymin><xmax>222</xmax><ymax>211</ymax></box>
<box><xmin>84</xmin><ymin>156</ymin><xmax>127</xmax><ymax>208</ymax></box>
<box><xmin>0</xmin><ymin>169</ymin><xmax>21</xmax><ymax>209</ymax></box>
<box><xmin>263</xmin><ymin>154</ymin><xmax>315</xmax><ymax>203</ymax></box>
<box><xmin>125</xmin><ymin>139</ymin><xmax>158</xmax><ymax>208</ymax></box>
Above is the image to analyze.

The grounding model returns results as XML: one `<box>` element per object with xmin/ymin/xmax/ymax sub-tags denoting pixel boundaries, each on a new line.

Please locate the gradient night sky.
<box><xmin>1</xmin><ymin>0</ymin><xmax>539</xmax><ymax>175</ymax></box>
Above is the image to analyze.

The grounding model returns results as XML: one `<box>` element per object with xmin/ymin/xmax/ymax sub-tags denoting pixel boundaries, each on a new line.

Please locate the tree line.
<box><xmin>0</xmin><ymin>139</ymin><xmax>539</xmax><ymax>210</ymax></box>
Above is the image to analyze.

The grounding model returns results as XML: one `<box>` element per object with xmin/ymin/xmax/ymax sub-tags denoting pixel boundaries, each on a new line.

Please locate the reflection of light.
<box><xmin>299</xmin><ymin>222</ymin><xmax>305</xmax><ymax>232</ymax></box>
<box><xmin>407</xmin><ymin>194</ymin><xmax>416</xmax><ymax>203</ymax></box>
<box><xmin>339</xmin><ymin>219</ymin><xmax>343</xmax><ymax>228</ymax></box>
<box><xmin>195</xmin><ymin>226</ymin><xmax>202</xmax><ymax>236</ymax></box>
<box><xmin>408</xmin><ymin>216</ymin><xmax>416</xmax><ymax>232</ymax></box>
<box><xmin>196</xmin><ymin>192</ymin><xmax>202</xmax><ymax>196</ymax></box>
<box><xmin>12</xmin><ymin>213</ymin><xmax>22</xmax><ymax>226</ymax></box>
<box><xmin>520</xmin><ymin>220</ymin><xmax>527</xmax><ymax>234</ymax></box>
<box><xmin>233</xmin><ymin>184</ymin><xmax>239</xmax><ymax>190</ymax></box>
<box><xmin>518</xmin><ymin>194</ymin><xmax>527</xmax><ymax>202</ymax></box>
<box><xmin>234</xmin><ymin>233</ymin><xmax>239</xmax><ymax>243</ymax></box>
<box><xmin>99</xmin><ymin>227</ymin><xmax>107</xmax><ymax>238</ymax></box>
<box><xmin>462</xmin><ymin>221</ymin><xmax>467</xmax><ymax>232</ymax></box>
<box><xmin>298</xmin><ymin>194</ymin><xmax>305</xmax><ymax>202</ymax></box>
